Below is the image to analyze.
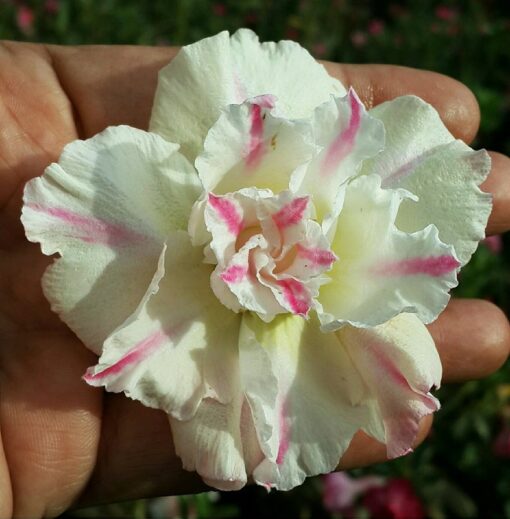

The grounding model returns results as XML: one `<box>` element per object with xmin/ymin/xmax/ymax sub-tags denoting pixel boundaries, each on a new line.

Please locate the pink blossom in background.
<box><xmin>493</xmin><ymin>423</ymin><xmax>510</xmax><ymax>458</ymax></box>
<box><xmin>368</xmin><ymin>19</ymin><xmax>385</xmax><ymax>36</ymax></box>
<box><xmin>323</xmin><ymin>472</ymin><xmax>384</xmax><ymax>513</ymax></box>
<box><xmin>363</xmin><ymin>478</ymin><xmax>425</xmax><ymax>519</ymax></box>
<box><xmin>212</xmin><ymin>3</ymin><xmax>226</xmax><ymax>17</ymax></box>
<box><xmin>44</xmin><ymin>0</ymin><xmax>59</xmax><ymax>14</ymax></box>
<box><xmin>435</xmin><ymin>5</ymin><xmax>458</xmax><ymax>21</ymax></box>
<box><xmin>351</xmin><ymin>30</ymin><xmax>367</xmax><ymax>47</ymax></box>
<box><xmin>16</xmin><ymin>5</ymin><xmax>34</xmax><ymax>35</ymax></box>
<box><xmin>482</xmin><ymin>235</ymin><xmax>503</xmax><ymax>254</ymax></box>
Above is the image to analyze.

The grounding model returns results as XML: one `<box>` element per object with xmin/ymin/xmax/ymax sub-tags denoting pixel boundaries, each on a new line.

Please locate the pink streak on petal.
<box><xmin>276</xmin><ymin>402</ymin><xmax>290</xmax><ymax>465</ymax></box>
<box><xmin>366</xmin><ymin>340</ymin><xmax>439</xmax><ymax>458</ymax></box>
<box><xmin>208</xmin><ymin>193</ymin><xmax>243</xmax><ymax>235</ymax></box>
<box><xmin>277</xmin><ymin>278</ymin><xmax>310</xmax><ymax>316</ymax></box>
<box><xmin>374</xmin><ymin>255</ymin><xmax>460</xmax><ymax>277</ymax></box>
<box><xmin>296</xmin><ymin>244</ymin><xmax>337</xmax><ymax>267</ymax></box>
<box><xmin>28</xmin><ymin>203</ymin><xmax>147</xmax><ymax>245</ymax></box>
<box><xmin>380</xmin><ymin>148</ymin><xmax>439</xmax><ymax>188</ymax></box>
<box><xmin>221</xmin><ymin>264</ymin><xmax>248</xmax><ymax>283</ymax></box>
<box><xmin>272</xmin><ymin>197</ymin><xmax>309</xmax><ymax>229</ymax></box>
<box><xmin>370</xmin><ymin>342</ymin><xmax>412</xmax><ymax>390</ymax></box>
<box><xmin>245</xmin><ymin>96</ymin><xmax>275</xmax><ymax>169</ymax></box>
<box><xmin>83</xmin><ymin>330</ymin><xmax>166</xmax><ymax>383</ymax></box>
<box><xmin>322</xmin><ymin>88</ymin><xmax>362</xmax><ymax>174</ymax></box>
<box><xmin>373</xmin><ymin>344</ymin><xmax>438</xmax><ymax>409</ymax></box>
<box><xmin>245</xmin><ymin>104</ymin><xmax>265</xmax><ymax>169</ymax></box>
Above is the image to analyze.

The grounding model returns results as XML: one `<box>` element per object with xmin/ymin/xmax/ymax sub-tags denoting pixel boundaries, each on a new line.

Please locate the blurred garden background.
<box><xmin>1</xmin><ymin>0</ymin><xmax>510</xmax><ymax>517</ymax></box>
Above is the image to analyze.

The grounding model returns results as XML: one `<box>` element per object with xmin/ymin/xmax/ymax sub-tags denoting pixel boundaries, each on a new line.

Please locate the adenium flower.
<box><xmin>21</xmin><ymin>30</ymin><xmax>491</xmax><ymax>491</ymax></box>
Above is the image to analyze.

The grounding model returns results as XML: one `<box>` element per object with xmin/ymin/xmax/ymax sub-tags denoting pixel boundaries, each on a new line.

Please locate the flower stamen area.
<box><xmin>196</xmin><ymin>189</ymin><xmax>337</xmax><ymax>321</ymax></box>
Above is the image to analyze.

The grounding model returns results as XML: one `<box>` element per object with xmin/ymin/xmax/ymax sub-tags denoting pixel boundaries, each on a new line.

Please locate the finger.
<box><xmin>428</xmin><ymin>298</ymin><xmax>510</xmax><ymax>383</ymax></box>
<box><xmin>76</xmin><ymin>395</ymin><xmax>206</xmax><ymax>508</ymax></box>
<box><xmin>0</xmin><ymin>330</ymin><xmax>101</xmax><ymax>518</ymax></box>
<box><xmin>325</xmin><ymin>63</ymin><xmax>480</xmax><ymax>144</ymax></box>
<box><xmin>45</xmin><ymin>45</ymin><xmax>479</xmax><ymax>143</ymax></box>
<box><xmin>338</xmin><ymin>415</ymin><xmax>433</xmax><ymax>470</ymax></box>
<box><xmin>483</xmin><ymin>152</ymin><xmax>510</xmax><ymax>235</ymax></box>
<box><xmin>0</xmin><ymin>41</ymin><xmax>78</xmax><ymax>210</ymax></box>
<box><xmin>47</xmin><ymin>44</ymin><xmax>177</xmax><ymax>137</ymax></box>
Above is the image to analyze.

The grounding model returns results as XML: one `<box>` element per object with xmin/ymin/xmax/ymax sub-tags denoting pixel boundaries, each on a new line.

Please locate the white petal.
<box><xmin>318</xmin><ymin>175</ymin><xmax>459</xmax><ymax>329</ymax></box>
<box><xmin>170</xmin><ymin>395</ymin><xmax>264</xmax><ymax>491</ymax></box>
<box><xmin>240</xmin><ymin>313</ymin><xmax>367</xmax><ymax>491</ymax></box>
<box><xmin>338</xmin><ymin>313</ymin><xmax>442</xmax><ymax>458</ymax></box>
<box><xmin>150</xmin><ymin>29</ymin><xmax>345</xmax><ymax>161</ymax></box>
<box><xmin>84</xmin><ymin>231</ymin><xmax>240</xmax><ymax>420</ymax></box>
<box><xmin>362</xmin><ymin>96</ymin><xmax>491</xmax><ymax>265</ymax></box>
<box><xmin>196</xmin><ymin>98</ymin><xmax>315</xmax><ymax>195</ymax></box>
<box><xmin>170</xmin><ymin>396</ymin><xmax>246</xmax><ymax>491</ymax></box>
<box><xmin>22</xmin><ymin>126</ymin><xmax>200</xmax><ymax>353</ymax></box>
<box><xmin>298</xmin><ymin>89</ymin><xmax>385</xmax><ymax>223</ymax></box>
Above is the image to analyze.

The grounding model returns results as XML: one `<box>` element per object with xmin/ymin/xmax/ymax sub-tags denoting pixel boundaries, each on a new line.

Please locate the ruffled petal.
<box><xmin>84</xmin><ymin>231</ymin><xmax>241</xmax><ymax>420</ymax></box>
<box><xmin>213</xmin><ymin>234</ymin><xmax>286</xmax><ymax>319</ymax></box>
<box><xmin>150</xmin><ymin>29</ymin><xmax>345</xmax><ymax>161</ymax></box>
<box><xmin>318</xmin><ymin>174</ymin><xmax>459</xmax><ymax>329</ymax></box>
<box><xmin>338</xmin><ymin>313</ymin><xmax>442</xmax><ymax>458</ymax></box>
<box><xmin>361</xmin><ymin>96</ymin><xmax>491</xmax><ymax>265</ymax></box>
<box><xmin>170</xmin><ymin>396</ymin><xmax>246</xmax><ymax>491</ymax></box>
<box><xmin>169</xmin><ymin>395</ymin><xmax>264</xmax><ymax>491</ymax></box>
<box><xmin>298</xmin><ymin>89</ymin><xmax>385</xmax><ymax>224</ymax></box>
<box><xmin>195</xmin><ymin>97</ymin><xmax>315</xmax><ymax>195</ymax></box>
<box><xmin>239</xmin><ymin>313</ymin><xmax>367</xmax><ymax>491</ymax></box>
<box><xmin>22</xmin><ymin>125</ymin><xmax>200</xmax><ymax>353</ymax></box>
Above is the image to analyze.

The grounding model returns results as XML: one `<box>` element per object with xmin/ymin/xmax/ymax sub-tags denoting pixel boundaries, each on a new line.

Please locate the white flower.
<box><xmin>21</xmin><ymin>29</ymin><xmax>491</xmax><ymax>491</ymax></box>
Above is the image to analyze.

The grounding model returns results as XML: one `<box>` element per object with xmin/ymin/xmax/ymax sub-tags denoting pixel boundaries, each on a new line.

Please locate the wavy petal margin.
<box><xmin>150</xmin><ymin>29</ymin><xmax>345</xmax><ymax>160</ymax></box>
<box><xmin>22</xmin><ymin>126</ymin><xmax>200</xmax><ymax>353</ymax></box>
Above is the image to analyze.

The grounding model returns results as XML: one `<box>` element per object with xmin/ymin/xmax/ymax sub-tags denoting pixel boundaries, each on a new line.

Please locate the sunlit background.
<box><xmin>1</xmin><ymin>0</ymin><xmax>509</xmax><ymax>517</ymax></box>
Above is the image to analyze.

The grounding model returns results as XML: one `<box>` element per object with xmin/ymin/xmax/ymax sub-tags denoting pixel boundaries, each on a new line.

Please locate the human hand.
<box><xmin>0</xmin><ymin>42</ymin><xmax>509</xmax><ymax>518</ymax></box>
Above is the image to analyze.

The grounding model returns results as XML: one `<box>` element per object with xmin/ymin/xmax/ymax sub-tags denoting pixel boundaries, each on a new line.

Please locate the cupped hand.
<box><xmin>0</xmin><ymin>42</ymin><xmax>509</xmax><ymax>518</ymax></box>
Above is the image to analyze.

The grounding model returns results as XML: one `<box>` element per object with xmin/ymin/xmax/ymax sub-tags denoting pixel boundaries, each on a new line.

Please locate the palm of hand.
<box><xmin>0</xmin><ymin>42</ymin><xmax>508</xmax><ymax>518</ymax></box>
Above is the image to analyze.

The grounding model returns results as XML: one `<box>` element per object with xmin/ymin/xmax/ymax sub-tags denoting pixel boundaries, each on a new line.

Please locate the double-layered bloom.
<box><xmin>22</xmin><ymin>30</ymin><xmax>491</xmax><ymax>490</ymax></box>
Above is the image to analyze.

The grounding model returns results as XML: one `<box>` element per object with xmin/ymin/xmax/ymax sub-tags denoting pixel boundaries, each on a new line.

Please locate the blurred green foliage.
<box><xmin>1</xmin><ymin>0</ymin><xmax>509</xmax><ymax>517</ymax></box>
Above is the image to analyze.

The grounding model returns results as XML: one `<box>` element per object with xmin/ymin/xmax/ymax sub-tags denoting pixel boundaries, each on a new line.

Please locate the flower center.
<box><xmin>235</xmin><ymin>225</ymin><xmax>262</xmax><ymax>251</ymax></box>
<box><xmin>191</xmin><ymin>188</ymin><xmax>337</xmax><ymax>321</ymax></box>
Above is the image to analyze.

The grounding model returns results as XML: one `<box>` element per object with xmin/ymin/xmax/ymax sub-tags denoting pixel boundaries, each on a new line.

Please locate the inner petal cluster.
<box><xmin>190</xmin><ymin>188</ymin><xmax>337</xmax><ymax>321</ymax></box>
